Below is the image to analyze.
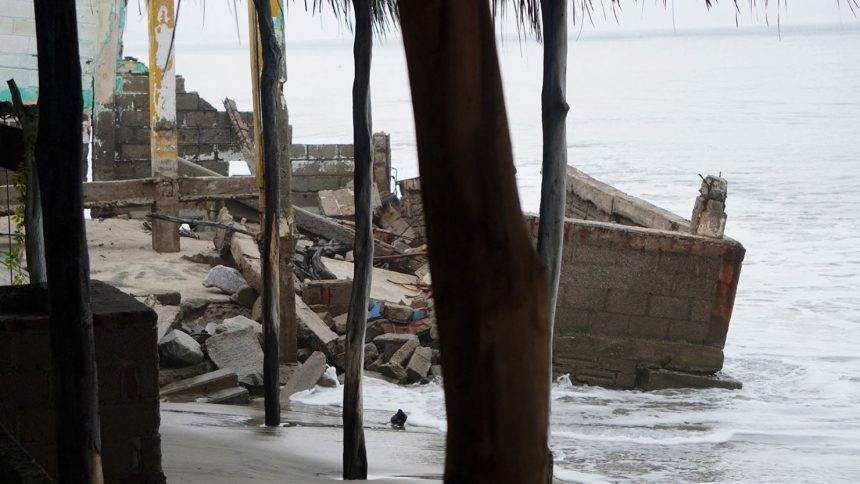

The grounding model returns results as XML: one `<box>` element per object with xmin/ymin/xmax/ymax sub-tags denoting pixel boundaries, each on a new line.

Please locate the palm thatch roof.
<box><xmin>293</xmin><ymin>0</ymin><xmax>840</xmax><ymax>41</ymax></box>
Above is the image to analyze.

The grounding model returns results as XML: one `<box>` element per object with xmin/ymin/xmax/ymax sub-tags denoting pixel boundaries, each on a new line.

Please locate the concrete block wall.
<box><xmin>397</xmin><ymin>177</ymin><xmax>425</xmax><ymax>243</ymax></box>
<box><xmin>290</xmin><ymin>132</ymin><xmax>391</xmax><ymax>208</ymax></box>
<box><xmin>93</xmin><ymin>60</ymin><xmax>250</xmax><ymax>182</ymax></box>
<box><xmin>0</xmin><ymin>282</ymin><xmax>165</xmax><ymax>483</ymax></box>
<box><xmin>565</xmin><ymin>166</ymin><xmax>690</xmax><ymax>232</ymax></box>
<box><xmin>524</xmin><ymin>168</ymin><xmax>745</xmax><ymax>390</ymax></box>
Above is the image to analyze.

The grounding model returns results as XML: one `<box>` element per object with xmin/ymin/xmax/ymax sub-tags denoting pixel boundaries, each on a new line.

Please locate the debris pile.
<box><xmin>153</xmin><ymin>188</ymin><xmax>439</xmax><ymax>405</ymax></box>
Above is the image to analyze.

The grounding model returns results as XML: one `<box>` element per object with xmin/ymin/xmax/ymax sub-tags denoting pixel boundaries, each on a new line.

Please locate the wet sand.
<box><xmin>160</xmin><ymin>402</ymin><xmax>444</xmax><ymax>483</ymax></box>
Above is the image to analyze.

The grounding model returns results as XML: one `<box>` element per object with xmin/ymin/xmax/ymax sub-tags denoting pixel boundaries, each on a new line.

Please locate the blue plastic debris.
<box><xmin>368</xmin><ymin>303</ymin><xmax>382</xmax><ymax>318</ymax></box>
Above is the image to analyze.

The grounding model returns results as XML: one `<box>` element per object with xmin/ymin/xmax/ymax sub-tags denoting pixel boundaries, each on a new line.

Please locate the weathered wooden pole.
<box><xmin>272</xmin><ymin>0</ymin><xmax>298</xmax><ymax>365</ymax></box>
<box><xmin>537</xmin><ymin>0</ymin><xmax>569</xmax><ymax>340</ymax></box>
<box><xmin>33</xmin><ymin>0</ymin><xmax>104</xmax><ymax>481</ymax></box>
<box><xmin>148</xmin><ymin>0</ymin><xmax>180</xmax><ymax>253</ymax></box>
<box><xmin>343</xmin><ymin>0</ymin><xmax>373</xmax><ymax>478</ymax></box>
<box><xmin>252</xmin><ymin>0</ymin><xmax>283</xmax><ymax>427</ymax></box>
<box><xmin>399</xmin><ymin>1</ymin><xmax>552</xmax><ymax>482</ymax></box>
<box><xmin>536</xmin><ymin>3</ymin><xmax>569</xmax><ymax>479</ymax></box>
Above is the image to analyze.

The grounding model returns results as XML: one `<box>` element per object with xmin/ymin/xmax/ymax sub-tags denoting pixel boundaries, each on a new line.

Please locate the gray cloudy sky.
<box><xmin>123</xmin><ymin>0</ymin><xmax>856</xmax><ymax>49</ymax></box>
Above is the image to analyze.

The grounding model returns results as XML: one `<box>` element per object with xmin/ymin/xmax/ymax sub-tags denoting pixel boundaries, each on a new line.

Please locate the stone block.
<box><xmin>406</xmin><ymin>346</ymin><xmax>432</xmax><ymax>382</ymax></box>
<box><xmin>638</xmin><ymin>368</ymin><xmax>741</xmax><ymax>391</ymax></box>
<box><xmin>689</xmin><ymin>298</ymin><xmax>712</xmax><ymax>323</ymax></box>
<box><xmin>205</xmin><ymin>327</ymin><xmax>264</xmax><ymax>387</ymax></box>
<box><xmin>295</xmin><ymin>296</ymin><xmax>339</xmax><ymax>356</ymax></box>
<box><xmin>605</xmin><ymin>290</ymin><xmax>649</xmax><ymax>315</ymax></box>
<box><xmin>388</xmin><ymin>337</ymin><xmax>418</xmax><ymax>367</ymax></box>
<box><xmin>384</xmin><ymin>303</ymin><xmax>415</xmax><ymax>323</ymax></box>
<box><xmin>158</xmin><ymin>330</ymin><xmax>204</xmax><ymax>368</ymax></box>
<box><xmin>230</xmin><ymin>284</ymin><xmax>258</xmax><ymax>308</ymax></box>
<box><xmin>628</xmin><ymin>316</ymin><xmax>670</xmax><ymax>340</ymax></box>
<box><xmin>590</xmin><ymin>312</ymin><xmax>629</xmax><ymax>337</ymax></box>
<box><xmin>160</xmin><ymin>368</ymin><xmax>239</xmax><ymax>398</ymax></box>
<box><xmin>198</xmin><ymin>386</ymin><xmax>250</xmax><ymax>405</ymax></box>
<box><xmin>373</xmin><ymin>333</ymin><xmax>418</xmax><ymax>353</ymax></box>
<box><xmin>364</xmin><ymin>343</ymin><xmax>379</xmax><ymax>368</ymax></box>
<box><xmin>648</xmin><ymin>295</ymin><xmax>689</xmax><ymax>320</ymax></box>
<box><xmin>333</xmin><ymin>313</ymin><xmax>348</xmax><ymax>335</ymax></box>
<box><xmin>380</xmin><ymin>362</ymin><xmax>408</xmax><ymax>383</ymax></box>
<box><xmin>202</xmin><ymin>265</ymin><xmax>247</xmax><ymax>295</ymax></box>
<box><xmin>281</xmin><ymin>351</ymin><xmax>327</xmax><ymax>400</ymax></box>
<box><xmin>667</xmin><ymin>321</ymin><xmax>709</xmax><ymax>345</ymax></box>
<box><xmin>120</xmin><ymin>110</ymin><xmax>149</xmax><ymax>127</ymax></box>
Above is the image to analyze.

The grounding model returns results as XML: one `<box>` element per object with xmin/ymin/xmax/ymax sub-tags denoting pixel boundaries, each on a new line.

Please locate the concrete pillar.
<box><xmin>148</xmin><ymin>0</ymin><xmax>180</xmax><ymax>252</ymax></box>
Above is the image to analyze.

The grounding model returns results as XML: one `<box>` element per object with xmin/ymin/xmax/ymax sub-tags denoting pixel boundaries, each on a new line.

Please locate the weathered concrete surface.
<box><xmin>160</xmin><ymin>368</ymin><xmax>239</xmax><ymax>399</ymax></box>
<box><xmin>87</xmin><ymin>218</ymin><xmax>232</xmax><ymax>302</ymax></box>
<box><xmin>198</xmin><ymin>386</ymin><xmax>250</xmax><ymax>405</ymax></box>
<box><xmin>295</xmin><ymin>296</ymin><xmax>338</xmax><ymax>356</ymax></box>
<box><xmin>322</xmin><ymin>257</ymin><xmax>422</xmax><ymax>305</ymax></box>
<box><xmin>406</xmin><ymin>346</ymin><xmax>432</xmax><ymax>382</ymax></box>
<box><xmin>159</xmin><ymin>329</ymin><xmax>205</xmax><ymax>367</ymax></box>
<box><xmin>280</xmin><ymin>351</ymin><xmax>327</xmax><ymax>401</ymax></box>
<box><xmin>205</xmin><ymin>328</ymin><xmax>265</xmax><ymax>387</ymax></box>
<box><xmin>638</xmin><ymin>368</ymin><xmax>742</xmax><ymax>391</ymax></box>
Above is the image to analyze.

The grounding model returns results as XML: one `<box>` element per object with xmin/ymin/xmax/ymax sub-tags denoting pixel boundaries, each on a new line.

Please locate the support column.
<box><xmin>148</xmin><ymin>0</ymin><xmax>180</xmax><ymax>252</ymax></box>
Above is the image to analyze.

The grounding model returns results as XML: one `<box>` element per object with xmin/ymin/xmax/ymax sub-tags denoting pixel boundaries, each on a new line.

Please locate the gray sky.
<box><xmin>123</xmin><ymin>0</ymin><xmax>857</xmax><ymax>49</ymax></box>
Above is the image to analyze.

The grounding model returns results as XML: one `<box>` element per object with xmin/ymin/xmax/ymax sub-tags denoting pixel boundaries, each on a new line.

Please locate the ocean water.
<box><xmin>127</xmin><ymin>23</ymin><xmax>860</xmax><ymax>482</ymax></box>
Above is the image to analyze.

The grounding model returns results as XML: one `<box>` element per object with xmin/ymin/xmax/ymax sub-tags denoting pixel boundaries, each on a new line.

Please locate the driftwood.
<box><xmin>294</xmin><ymin>205</ymin><xmax>400</xmax><ymax>257</ymax></box>
<box><xmin>145</xmin><ymin>213</ymin><xmax>258</xmax><ymax>237</ymax></box>
<box><xmin>343</xmin><ymin>0</ymin><xmax>373</xmax><ymax>478</ymax></box>
<box><xmin>399</xmin><ymin>2</ymin><xmax>552</xmax><ymax>482</ymax></box>
<box><xmin>252</xmin><ymin>0</ymin><xmax>282</xmax><ymax>427</ymax></box>
<box><xmin>33</xmin><ymin>0</ymin><xmax>104</xmax><ymax>481</ymax></box>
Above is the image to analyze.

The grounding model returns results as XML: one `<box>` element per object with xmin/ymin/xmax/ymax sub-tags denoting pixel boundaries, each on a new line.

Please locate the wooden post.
<box><xmin>148</xmin><ymin>0</ymin><xmax>180</xmax><ymax>252</ymax></box>
<box><xmin>343</xmin><ymin>0</ymin><xmax>373</xmax><ymax>478</ymax></box>
<box><xmin>252</xmin><ymin>0</ymin><xmax>282</xmax><ymax>427</ymax></box>
<box><xmin>247</xmin><ymin>1</ymin><xmax>264</xmax><ymax>185</ymax></box>
<box><xmin>32</xmin><ymin>0</ymin><xmax>104</xmax><ymax>482</ymax></box>
<box><xmin>399</xmin><ymin>2</ymin><xmax>552</xmax><ymax>483</ymax></box>
<box><xmin>272</xmin><ymin>0</ymin><xmax>298</xmax><ymax>365</ymax></box>
<box><xmin>536</xmin><ymin>2</ymin><xmax>569</xmax><ymax>480</ymax></box>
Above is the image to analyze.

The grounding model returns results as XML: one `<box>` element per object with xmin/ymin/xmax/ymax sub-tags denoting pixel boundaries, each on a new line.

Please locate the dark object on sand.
<box><xmin>390</xmin><ymin>409</ymin><xmax>407</xmax><ymax>429</ymax></box>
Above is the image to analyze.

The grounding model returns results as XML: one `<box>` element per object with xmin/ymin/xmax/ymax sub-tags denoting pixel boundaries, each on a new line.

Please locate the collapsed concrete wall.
<box><xmin>0</xmin><ymin>282</ymin><xmax>164</xmax><ymax>483</ymax></box>
<box><xmin>526</xmin><ymin>166</ymin><xmax>745</xmax><ymax>390</ymax></box>
<box><xmin>92</xmin><ymin>59</ymin><xmax>250</xmax><ymax>181</ymax></box>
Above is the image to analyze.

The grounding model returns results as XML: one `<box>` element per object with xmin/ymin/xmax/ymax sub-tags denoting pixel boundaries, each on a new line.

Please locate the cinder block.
<box><xmin>562</xmin><ymin>286</ymin><xmax>607</xmax><ymax>311</ymax></box>
<box><xmin>667</xmin><ymin>321</ymin><xmax>709</xmax><ymax>344</ymax></box>
<box><xmin>572</xmin><ymin>243</ymin><xmax>618</xmax><ymax>266</ymax></box>
<box><xmin>672</xmin><ymin>275</ymin><xmax>716</xmax><ymax>299</ymax></box>
<box><xmin>290</xmin><ymin>144</ymin><xmax>308</xmax><ymax>160</ymax></box>
<box><xmin>121</xmin><ymin>74</ymin><xmax>149</xmax><ymax>94</ymax></box>
<box><xmin>177</xmin><ymin>128</ymin><xmax>199</xmax><ymax>144</ymax></box>
<box><xmin>183</xmin><ymin>111</ymin><xmax>219</xmax><ymax>127</ymax></box>
<box><xmin>176</xmin><ymin>92</ymin><xmax>200</xmax><ymax>111</ymax></box>
<box><xmin>605</xmin><ymin>289</ymin><xmax>649</xmax><ymax>315</ymax></box>
<box><xmin>308</xmin><ymin>144</ymin><xmax>338</xmax><ymax>159</ymax></box>
<box><xmin>199</xmin><ymin>128</ymin><xmax>231</xmax><ymax>144</ymax></box>
<box><xmin>307</xmin><ymin>175</ymin><xmax>344</xmax><ymax>192</ymax></box>
<box><xmin>648</xmin><ymin>295</ymin><xmax>689</xmax><ymax>320</ymax></box>
<box><xmin>590</xmin><ymin>312</ymin><xmax>629</xmax><ymax>336</ymax></box>
<box><xmin>628</xmin><ymin>315</ymin><xmax>670</xmax><ymax>340</ymax></box>
<box><xmin>337</xmin><ymin>144</ymin><xmax>354</xmax><ymax>158</ymax></box>
<box><xmin>120</xmin><ymin>111</ymin><xmax>149</xmax><ymax>128</ymax></box>
<box><xmin>197</xmin><ymin>97</ymin><xmax>218</xmax><ymax>112</ymax></box>
<box><xmin>689</xmin><ymin>298</ymin><xmax>712</xmax><ymax>322</ymax></box>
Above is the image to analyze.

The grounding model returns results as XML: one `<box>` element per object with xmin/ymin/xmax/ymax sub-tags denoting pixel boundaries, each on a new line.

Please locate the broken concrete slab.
<box><xmin>159</xmin><ymin>360</ymin><xmax>214</xmax><ymax>387</ymax></box>
<box><xmin>205</xmin><ymin>327</ymin><xmax>264</xmax><ymax>387</ymax></box>
<box><xmin>373</xmin><ymin>333</ymin><xmax>418</xmax><ymax>352</ymax></box>
<box><xmin>202</xmin><ymin>265</ymin><xmax>247</xmax><ymax>295</ymax></box>
<box><xmin>638</xmin><ymin>368</ymin><xmax>742</xmax><ymax>391</ymax></box>
<box><xmin>364</xmin><ymin>342</ymin><xmax>379</xmax><ymax>368</ymax></box>
<box><xmin>281</xmin><ymin>351</ymin><xmax>327</xmax><ymax>400</ymax></box>
<box><xmin>406</xmin><ymin>346</ymin><xmax>432</xmax><ymax>382</ymax></box>
<box><xmin>159</xmin><ymin>329</ymin><xmax>205</xmax><ymax>368</ymax></box>
<box><xmin>230</xmin><ymin>284</ymin><xmax>258</xmax><ymax>308</ymax></box>
<box><xmin>318</xmin><ymin>187</ymin><xmax>357</xmax><ymax>219</ymax></box>
<box><xmin>333</xmin><ymin>313</ymin><xmax>348</xmax><ymax>335</ymax></box>
<box><xmin>295</xmin><ymin>295</ymin><xmax>339</xmax><ymax>356</ymax></box>
<box><xmin>216</xmin><ymin>315</ymin><xmax>262</xmax><ymax>337</ymax></box>
<box><xmin>153</xmin><ymin>304</ymin><xmax>181</xmax><ymax>343</ymax></box>
<box><xmin>430</xmin><ymin>365</ymin><xmax>443</xmax><ymax>379</ymax></box>
<box><xmin>198</xmin><ymin>386</ymin><xmax>250</xmax><ymax>405</ymax></box>
<box><xmin>322</xmin><ymin>257</ymin><xmax>422</xmax><ymax>305</ymax></box>
<box><xmin>380</xmin><ymin>362</ymin><xmax>408</xmax><ymax>382</ymax></box>
<box><xmin>230</xmin><ymin>233</ymin><xmax>263</xmax><ymax>293</ymax></box>
<box><xmin>388</xmin><ymin>338</ymin><xmax>419</xmax><ymax>367</ymax></box>
<box><xmin>161</xmin><ymin>368</ymin><xmax>239</xmax><ymax>399</ymax></box>
<box><xmin>384</xmin><ymin>303</ymin><xmax>414</xmax><ymax>323</ymax></box>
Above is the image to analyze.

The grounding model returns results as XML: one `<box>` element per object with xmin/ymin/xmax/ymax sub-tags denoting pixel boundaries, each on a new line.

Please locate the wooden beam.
<box><xmin>148</xmin><ymin>0</ymin><xmax>180</xmax><ymax>252</ymax></box>
<box><xmin>399</xmin><ymin>2</ymin><xmax>552</xmax><ymax>482</ymax></box>
<box><xmin>252</xmin><ymin>0</ymin><xmax>282</xmax><ymax>428</ymax></box>
<box><xmin>343</xmin><ymin>0</ymin><xmax>373</xmax><ymax>479</ymax></box>
<box><xmin>32</xmin><ymin>0</ymin><xmax>104</xmax><ymax>480</ymax></box>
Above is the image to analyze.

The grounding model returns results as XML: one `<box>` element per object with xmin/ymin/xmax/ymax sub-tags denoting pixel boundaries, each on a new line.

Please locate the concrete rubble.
<box><xmin>143</xmin><ymin>165</ymin><xmax>744</xmax><ymax>406</ymax></box>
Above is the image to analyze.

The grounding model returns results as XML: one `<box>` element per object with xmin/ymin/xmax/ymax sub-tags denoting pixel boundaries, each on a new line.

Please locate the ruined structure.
<box><xmin>0</xmin><ymin>282</ymin><xmax>165</xmax><ymax>482</ymax></box>
<box><xmin>526</xmin><ymin>167</ymin><xmax>744</xmax><ymax>390</ymax></box>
